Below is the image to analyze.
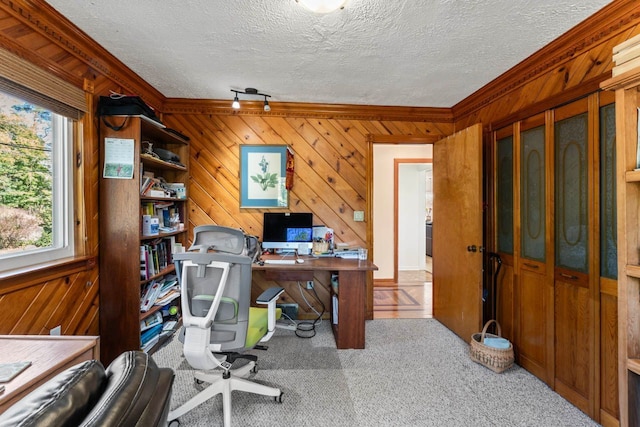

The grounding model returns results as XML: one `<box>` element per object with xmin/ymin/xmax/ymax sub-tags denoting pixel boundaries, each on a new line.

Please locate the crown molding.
<box><xmin>2</xmin><ymin>0</ymin><xmax>631</xmax><ymax>126</ymax></box>
<box><xmin>453</xmin><ymin>0</ymin><xmax>640</xmax><ymax>121</ymax></box>
<box><xmin>163</xmin><ymin>98</ymin><xmax>454</xmax><ymax>123</ymax></box>
<box><xmin>0</xmin><ymin>0</ymin><xmax>164</xmax><ymax>108</ymax></box>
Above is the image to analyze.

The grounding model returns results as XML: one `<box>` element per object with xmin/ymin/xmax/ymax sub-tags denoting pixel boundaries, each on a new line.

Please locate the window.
<box><xmin>0</xmin><ymin>91</ymin><xmax>74</xmax><ymax>271</ymax></box>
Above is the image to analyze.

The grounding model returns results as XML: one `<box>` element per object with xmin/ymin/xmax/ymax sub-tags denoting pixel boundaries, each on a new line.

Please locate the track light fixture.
<box><xmin>230</xmin><ymin>88</ymin><xmax>272</xmax><ymax>111</ymax></box>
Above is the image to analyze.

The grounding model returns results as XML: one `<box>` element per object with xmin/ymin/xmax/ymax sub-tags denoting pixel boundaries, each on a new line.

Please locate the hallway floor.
<box><xmin>373</xmin><ymin>256</ymin><xmax>433</xmax><ymax>319</ymax></box>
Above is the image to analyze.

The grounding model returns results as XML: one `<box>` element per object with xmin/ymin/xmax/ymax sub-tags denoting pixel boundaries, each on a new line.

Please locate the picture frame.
<box><xmin>240</xmin><ymin>145</ymin><xmax>289</xmax><ymax>208</ymax></box>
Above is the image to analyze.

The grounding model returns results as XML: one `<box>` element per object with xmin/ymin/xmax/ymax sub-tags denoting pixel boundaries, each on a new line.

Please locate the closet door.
<box><xmin>517</xmin><ymin>114</ymin><xmax>554</xmax><ymax>385</ymax></box>
<box><xmin>598</xmin><ymin>98</ymin><xmax>619</xmax><ymax>424</ymax></box>
<box><xmin>553</xmin><ymin>98</ymin><xmax>595</xmax><ymax>416</ymax></box>
<box><xmin>494</xmin><ymin>128</ymin><xmax>515</xmax><ymax>341</ymax></box>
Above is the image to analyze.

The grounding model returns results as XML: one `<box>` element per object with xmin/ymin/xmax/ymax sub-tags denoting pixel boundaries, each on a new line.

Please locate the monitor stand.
<box><xmin>274</xmin><ymin>249</ymin><xmax>297</xmax><ymax>255</ymax></box>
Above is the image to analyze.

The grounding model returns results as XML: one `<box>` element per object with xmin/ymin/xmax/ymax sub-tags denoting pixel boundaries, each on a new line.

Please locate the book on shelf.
<box><xmin>141</xmin><ymin>202</ymin><xmax>181</xmax><ymax>234</ymax></box>
<box><xmin>158</xmin><ymin>275</ymin><xmax>178</xmax><ymax>296</ymax></box>
<box><xmin>140</xmin><ymin>239</ymin><xmax>174</xmax><ymax>280</ymax></box>
<box><xmin>140</xmin><ymin>245</ymin><xmax>148</xmax><ymax>280</ymax></box>
<box><xmin>163</xmin><ymin>320</ymin><xmax>178</xmax><ymax>332</ymax></box>
<box><xmin>141</xmin><ymin>280</ymin><xmax>162</xmax><ymax>312</ymax></box>
<box><xmin>154</xmin><ymin>289</ymin><xmax>180</xmax><ymax>306</ymax></box>
<box><xmin>141</xmin><ymin>323</ymin><xmax>163</xmax><ymax>353</ymax></box>
<box><xmin>140</xmin><ymin>311</ymin><xmax>163</xmax><ymax>332</ymax></box>
<box><xmin>141</xmin><ymin>323</ymin><xmax>163</xmax><ymax>345</ymax></box>
<box><xmin>141</xmin><ymin>336</ymin><xmax>159</xmax><ymax>353</ymax></box>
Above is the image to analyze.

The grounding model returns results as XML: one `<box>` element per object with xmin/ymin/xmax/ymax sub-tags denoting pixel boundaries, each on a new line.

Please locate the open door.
<box><xmin>432</xmin><ymin>123</ymin><xmax>483</xmax><ymax>341</ymax></box>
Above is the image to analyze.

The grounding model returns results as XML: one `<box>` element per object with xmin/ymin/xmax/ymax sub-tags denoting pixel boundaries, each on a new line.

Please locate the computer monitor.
<box><xmin>262</xmin><ymin>212</ymin><xmax>313</xmax><ymax>252</ymax></box>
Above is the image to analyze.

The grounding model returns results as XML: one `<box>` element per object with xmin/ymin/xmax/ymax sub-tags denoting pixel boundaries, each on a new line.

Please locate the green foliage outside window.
<box><xmin>0</xmin><ymin>98</ymin><xmax>53</xmax><ymax>252</ymax></box>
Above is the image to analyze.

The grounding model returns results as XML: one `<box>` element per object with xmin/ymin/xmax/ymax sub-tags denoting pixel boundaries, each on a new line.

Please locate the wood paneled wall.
<box><xmin>0</xmin><ymin>0</ymin><xmax>166</xmax><ymax>336</ymax></box>
<box><xmin>161</xmin><ymin>106</ymin><xmax>452</xmax><ymax>317</ymax></box>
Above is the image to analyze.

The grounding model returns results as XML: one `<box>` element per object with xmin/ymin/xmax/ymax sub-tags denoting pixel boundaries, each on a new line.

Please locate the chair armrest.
<box><xmin>255</xmin><ymin>287</ymin><xmax>284</xmax><ymax>340</ymax></box>
<box><xmin>256</xmin><ymin>286</ymin><xmax>285</xmax><ymax>303</ymax></box>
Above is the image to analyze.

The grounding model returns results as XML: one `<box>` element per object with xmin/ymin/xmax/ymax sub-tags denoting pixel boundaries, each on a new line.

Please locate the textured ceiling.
<box><xmin>45</xmin><ymin>0</ymin><xmax>611</xmax><ymax>108</ymax></box>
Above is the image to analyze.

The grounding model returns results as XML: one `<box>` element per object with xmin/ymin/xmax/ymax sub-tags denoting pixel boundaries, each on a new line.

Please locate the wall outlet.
<box><xmin>306</xmin><ymin>280</ymin><xmax>314</xmax><ymax>289</ymax></box>
<box><xmin>50</xmin><ymin>325</ymin><xmax>61</xmax><ymax>335</ymax></box>
<box><xmin>354</xmin><ymin>211</ymin><xmax>365</xmax><ymax>221</ymax></box>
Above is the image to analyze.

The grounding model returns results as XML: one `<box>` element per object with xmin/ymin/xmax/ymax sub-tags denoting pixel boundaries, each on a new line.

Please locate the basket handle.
<box><xmin>480</xmin><ymin>319</ymin><xmax>502</xmax><ymax>341</ymax></box>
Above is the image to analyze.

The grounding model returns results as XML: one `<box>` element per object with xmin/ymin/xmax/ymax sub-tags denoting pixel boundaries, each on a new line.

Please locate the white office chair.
<box><xmin>168</xmin><ymin>226</ymin><xmax>284</xmax><ymax>427</ymax></box>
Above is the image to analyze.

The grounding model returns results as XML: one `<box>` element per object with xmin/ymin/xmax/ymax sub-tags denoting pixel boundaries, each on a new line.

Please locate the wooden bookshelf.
<box><xmin>601</xmin><ymin>69</ymin><xmax>640</xmax><ymax>427</ymax></box>
<box><xmin>98</xmin><ymin>115</ymin><xmax>189</xmax><ymax>365</ymax></box>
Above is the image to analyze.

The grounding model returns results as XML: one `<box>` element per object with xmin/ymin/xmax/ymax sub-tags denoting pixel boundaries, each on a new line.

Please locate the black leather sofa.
<box><xmin>0</xmin><ymin>351</ymin><xmax>174</xmax><ymax>427</ymax></box>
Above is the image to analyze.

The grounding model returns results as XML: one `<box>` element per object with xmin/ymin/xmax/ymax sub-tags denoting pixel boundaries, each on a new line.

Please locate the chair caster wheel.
<box><xmin>169</xmin><ymin>420</ymin><xmax>180</xmax><ymax>427</ymax></box>
<box><xmin>195</xmin><ymin>379</ymin><xmax>204</xmax><ymax>385</ymax></box>
<box><xmin>275</xmin><ymin>392</ymin><xmax>284</xmax><ymax>403</ymax></box>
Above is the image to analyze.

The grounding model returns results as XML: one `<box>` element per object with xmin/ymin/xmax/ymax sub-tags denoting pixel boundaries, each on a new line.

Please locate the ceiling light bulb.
<box><xmin>296</xmin><ymin>0</ymin><xmax>348</xmax><ymax>14</ymax></box>
<box><xmin>264</xmin><ymin>98</ymin><xmax>271</xmax><ymax>112</ymax></box>
<box><xmin>232</xmin><ymin>95</ymin><xmax>240</xmax><ymax>109</ymax></box>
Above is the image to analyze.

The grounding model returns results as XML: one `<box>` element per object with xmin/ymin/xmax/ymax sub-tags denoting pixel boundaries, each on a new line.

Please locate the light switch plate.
<box><xmin>354</xmin><ymin>211</ymin><xmax>365</xmax><ymax>222</ymax></box>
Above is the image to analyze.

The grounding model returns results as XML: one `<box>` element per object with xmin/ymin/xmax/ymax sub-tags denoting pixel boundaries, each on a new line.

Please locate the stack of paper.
<box><xmin>612</xmin><ymin>34</ymin><xmax>640</xmax><ymax>76</ymax></box>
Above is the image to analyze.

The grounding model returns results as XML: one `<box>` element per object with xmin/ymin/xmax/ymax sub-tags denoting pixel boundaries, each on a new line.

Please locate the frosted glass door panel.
<box><xmin>497</xmin><ymin>135</ymin><xmax>513</xmax><ymax>255</ymax></box>
<box><xmin>600</xmin><ymin>103</ymin><xmax>617</xmax><ymax>279</ymax></box>
<box><xmin>554</xmin><ymin>113</ymin><xmax>588</xmax><ymax>273</ymax></box>
<box><xmin>520</xmin><ymin>126</ymin><xmax>545</xmax><ymax>261</ymax></box>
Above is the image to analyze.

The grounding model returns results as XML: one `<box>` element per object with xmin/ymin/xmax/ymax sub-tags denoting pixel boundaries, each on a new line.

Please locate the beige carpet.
<box><xmin>153</xmin><ymin>319</ymin><xmax>598</xmax><ymax>427</ymax></box>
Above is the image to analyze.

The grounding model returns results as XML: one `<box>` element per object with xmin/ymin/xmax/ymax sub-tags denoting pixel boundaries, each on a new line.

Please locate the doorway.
<box><xmin>396</xmin><ymin>160</ymin><xmax>432</xmax><ymax>283</ymax></box>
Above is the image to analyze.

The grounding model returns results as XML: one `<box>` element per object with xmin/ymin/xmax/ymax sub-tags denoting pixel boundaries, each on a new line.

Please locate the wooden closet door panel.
<box><xmin>553</xmin><ymin>106</ymin><xmax>595</xmax><ymax>417</ymax></box>
<box><xmin>517</xmin><ymin>265</ymin><xmax>553</xmax><ymax>383</ymax></box>
<box><xmin>599</xmin><ymin>101</ymin><xmax>619</xmax><ymax>423</ymax></box>
<box><xmin>554</xmin><ymin>274</ymin><xmax>592</xmax><ymax>414</ymax></box>
<box><xmin>495</xmin><ymin>133</ymin><xmax>515</xmax><ymax>339</ymax></box>
<box><xmin>516</xmin><ymin>121</ymin><xmax>553</xmax><ymax>384</ymax></box>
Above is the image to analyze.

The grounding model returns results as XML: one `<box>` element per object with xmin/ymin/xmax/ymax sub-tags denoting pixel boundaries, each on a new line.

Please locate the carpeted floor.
<box><xmin>152</xmin><ymin>319</ymin><xmax>600</xmax><ymax>427</ymax></box>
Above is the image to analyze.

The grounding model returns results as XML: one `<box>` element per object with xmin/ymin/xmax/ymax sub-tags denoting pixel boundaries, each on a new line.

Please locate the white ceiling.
<box><xmin>45</xmin><ymin>0</ymin><xmax>611</xmax><ymax>108</ymax></box>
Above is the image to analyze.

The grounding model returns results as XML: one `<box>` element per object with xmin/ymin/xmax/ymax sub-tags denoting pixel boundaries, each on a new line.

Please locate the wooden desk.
<box><xmin>254</xmin><ymin>257</ymin><xmax>377</xmax><ymax>349</ymax></box>
<box><xmin>0</xmin><ymin>335</ymin><xmax>100</xmax><ymax>414</ymax></box>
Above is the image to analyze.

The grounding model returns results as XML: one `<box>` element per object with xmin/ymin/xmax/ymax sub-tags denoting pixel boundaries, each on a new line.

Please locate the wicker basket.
<box><xmin>469</xmin><ymin>320</ymin><xmax>514</xmax><ymax>373</ymax></box>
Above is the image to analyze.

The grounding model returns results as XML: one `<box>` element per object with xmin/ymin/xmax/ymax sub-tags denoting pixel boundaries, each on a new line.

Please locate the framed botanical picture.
<box><xmin>240</xmin><ymin>145</ymin><xmax>289</xmax><ymax>208</ymax></box>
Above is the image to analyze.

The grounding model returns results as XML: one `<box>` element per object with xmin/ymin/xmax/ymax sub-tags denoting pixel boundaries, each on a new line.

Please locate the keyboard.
<box><xmin>263</xmin><ymin>259</ymin><xmax>296</xmax><ymax>265</ymax></box>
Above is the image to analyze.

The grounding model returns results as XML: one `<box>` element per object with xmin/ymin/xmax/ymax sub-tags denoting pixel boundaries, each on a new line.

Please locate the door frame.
<box><xmin>367</xmin><ymin>134</ymin><xmax>439</xmax><ymax>289</ymax></box>
<box><xmin>393</xmin><ymin>158</ymin><xmax>432</xmax><ymax>283</ymax></box>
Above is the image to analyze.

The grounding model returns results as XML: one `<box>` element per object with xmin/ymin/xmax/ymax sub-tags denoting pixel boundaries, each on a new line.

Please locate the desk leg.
<box><xmin>333</xmin><ymin>270</ymin><xmax>365</xmax><ymax>349</ymax></box>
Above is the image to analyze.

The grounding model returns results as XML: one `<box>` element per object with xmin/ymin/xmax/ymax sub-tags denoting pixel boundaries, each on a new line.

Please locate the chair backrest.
<box><xmin>174</xmin><ymin>226</ymin><xmax>255</xmax><ymax>369</ymax></box>
<box><xmin>189</xmin><ymin>224</ymin><xmax>260</xmax><ymax>261</ymax></box>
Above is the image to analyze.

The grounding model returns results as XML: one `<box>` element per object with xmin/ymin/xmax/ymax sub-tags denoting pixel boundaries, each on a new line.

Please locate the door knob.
<box><xmin>467</xmin><ymin>245</ymin><xmax>477</xmax><ymax>252</ymax></box>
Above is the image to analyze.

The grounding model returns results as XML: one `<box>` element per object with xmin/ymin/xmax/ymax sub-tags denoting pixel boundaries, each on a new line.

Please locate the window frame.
<box><xmin>0</xmin><ymin>98</ymin><xmax>76</xmax><ymax>272</ymax></box>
